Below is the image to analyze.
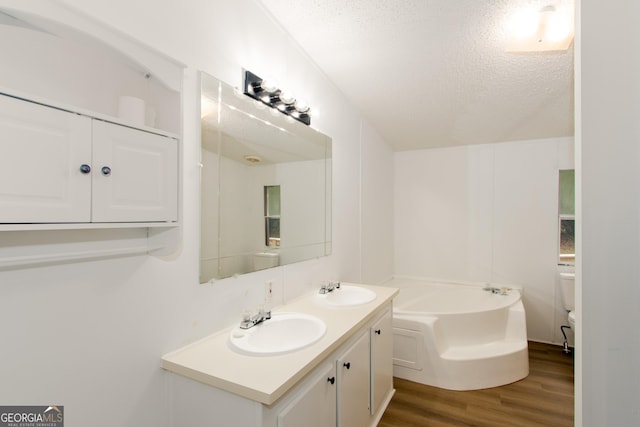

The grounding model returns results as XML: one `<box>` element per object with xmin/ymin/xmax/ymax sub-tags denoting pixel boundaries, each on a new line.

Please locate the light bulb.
<box><xmin>260</xmin><ymin>79</ymin><xmax>277</xmax><ymax>93</ymax></box>
<box><xmin>280</xmin><ymin>91</ymin><xmax>295</xmax><ymax>105</ymax></box>
<box><xmin>260</xmin><ymin>94</ymin><xmax>272</xmax><ymax>104</ymax></box>
<box><xmin>294</xmin><ymin>99</ymin><xmax>310</xmax><ymax>113</ymax></box>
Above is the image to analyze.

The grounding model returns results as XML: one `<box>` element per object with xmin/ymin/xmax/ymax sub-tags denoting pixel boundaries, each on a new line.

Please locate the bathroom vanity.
<box><xmin>162</xmin><ymin>284</ymin><xmax>398</xmax><ymax>427</ymax></box>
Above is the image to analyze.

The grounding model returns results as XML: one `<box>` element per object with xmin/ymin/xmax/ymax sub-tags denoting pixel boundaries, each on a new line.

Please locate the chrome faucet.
<box><xmin>483</xmin><ymin>284</ymin><xmax>510</xmax><ymax>295</ymax></box>
<box><xmin>483</xmin><ymin>286</ymin><xmax>500</xmax><ymax>294</ymax></box>
<box><xmin>239</xmin><ymin>307</ymin><xmax>271</xmax><ymax>329</ymax></box>
<box><xmin>319</xmin><ymin>280</ymin><xmax>341</xmax><ymax>294</ymax></box>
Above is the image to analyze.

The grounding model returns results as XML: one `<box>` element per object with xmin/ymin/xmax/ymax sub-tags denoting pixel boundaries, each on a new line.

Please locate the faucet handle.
<box><xmin>258</xmin><ymin>305</ymin><xmax>271</xmax><ymax>320</ymax></box>
<box><xmin>240</xmin><ymin>310</ymin><xmax>254</xmax><ymax>329</ymax></box>
<box><xmin>319</xmin><ymin>280</ymin><xmax>331</xmax><ymax>294</ymax></box>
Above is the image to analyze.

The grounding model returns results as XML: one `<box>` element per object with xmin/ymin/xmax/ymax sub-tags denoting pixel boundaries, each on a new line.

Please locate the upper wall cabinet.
<box><xmin>91</xmin><ymin>120</ymin><xmax>177</xmax><ymax>223</ymax></box>
<box><xmin>0</xmin><ymin>5</ymin><xmax>183</xmax><ymax>264</ymax></box>
<box><xmin>0</xmin><ymin>94</ymin><xmax>92</xmax><ymax>223</ymax></box>
<box><xmin>0</xmin><ymin>6</ymin><xmax>181</xmax><ymax>232</ymax></box>
<box><xmin>0</xmin><ymin>93</ymin><xmax>178</xmax><ymax>226</ymax></box>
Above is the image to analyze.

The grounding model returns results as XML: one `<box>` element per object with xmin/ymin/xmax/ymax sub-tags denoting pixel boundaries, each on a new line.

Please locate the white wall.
<box><xmin>394</xmin><ymin>137</ymin><xmax>574</xmax><ymax>343</ymax></box>
<box><xmin>361</xmin><ymin>120</ymin><xmax>395</xmax><ymax>284</ymax></box>
<box><xmin>0</xmin><ymin>1</ymin><xmax>395</xmax><ymax>426</ymax></box>
<box><xmin>579</xmin><ymin>0</ymin><xmax>640</xmax><ymax>425</ymax></box>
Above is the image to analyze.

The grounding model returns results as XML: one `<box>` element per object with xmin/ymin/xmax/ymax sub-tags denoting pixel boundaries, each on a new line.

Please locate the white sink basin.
<box><xmin>229</xmin><ymin>312</ymin><xmax>326</xmax><ymax>356</ymax></box>
<box><xmin>315</xmin><ymin>285</ymin><xmax>377</xmax><ymax>307</ymax></box>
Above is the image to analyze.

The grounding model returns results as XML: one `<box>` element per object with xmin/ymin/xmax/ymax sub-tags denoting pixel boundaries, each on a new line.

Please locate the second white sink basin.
<box><xmin>315</xmin><ymin>285</ymin><xmax>377</xmax><ymax>307</ymax></box>
<box><xmin>229</xmin><ymin>312</ymin><xmax>326</xmax><ymax>356</ymax></box>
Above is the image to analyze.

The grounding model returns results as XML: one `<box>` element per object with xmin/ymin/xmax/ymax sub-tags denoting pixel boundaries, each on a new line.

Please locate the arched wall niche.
<box><xmin>0</xmin><ymin>5</ymin><xmax>183</xmax><ymax>134</ymax></box>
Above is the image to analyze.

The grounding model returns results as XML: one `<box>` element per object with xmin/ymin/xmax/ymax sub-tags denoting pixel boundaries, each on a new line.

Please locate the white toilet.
<box><xmin>559</xmin><ymin>272</ymin><xmax>576</xmax><ymax>352</ymax></box>
<box><xmin>253</xmin><ymin>252</ymin><xmax>279</xmax><ymax>271</ymax></box>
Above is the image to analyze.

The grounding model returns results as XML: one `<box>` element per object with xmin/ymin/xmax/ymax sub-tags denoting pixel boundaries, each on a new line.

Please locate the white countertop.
<box><xmin>161</xmin><ymin>283</ymin><xmax>398</xmax><ymax>405</ymax></box>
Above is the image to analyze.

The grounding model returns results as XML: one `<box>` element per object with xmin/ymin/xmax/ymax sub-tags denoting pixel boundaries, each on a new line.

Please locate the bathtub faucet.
<box><xmin>239</xmin><ymin>306</ymin><xmax>271</xmax><ymax>329</ymax></box>
<box><xmin>319</xmin><ymin>280</ymin><xmax>341</xmax><ymax>294</ymax></box>
<box><xmin>483</xmin><ymin>284</ymin><xmax>510</xmax><ymax>295</ymax></box>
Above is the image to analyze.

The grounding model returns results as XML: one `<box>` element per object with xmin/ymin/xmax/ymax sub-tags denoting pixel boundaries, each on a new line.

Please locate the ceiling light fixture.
<box><xmin>506</xmin><ymin>3</ymin><xmax>574</xmax><ymax>52</ymax></box>
<box><xmin>243</xmin><ymin>70</ymin><xmax>311</xmax><ymax>126</ymax></box>
<box><xmin>244</xmin><ymin>155</ymin><xmax>262</xmax><ymax>164</ymax></box>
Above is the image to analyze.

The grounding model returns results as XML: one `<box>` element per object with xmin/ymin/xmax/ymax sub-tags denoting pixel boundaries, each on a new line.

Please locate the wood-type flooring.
<box><xmin>378</xmin><ymin>341</ymin><xmax>574</xmax><ymax>427</ymax></box>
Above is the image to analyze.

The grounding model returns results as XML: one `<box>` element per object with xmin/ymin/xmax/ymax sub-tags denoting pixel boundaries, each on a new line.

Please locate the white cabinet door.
<box><xmin>277</xmin><ymin>363</ymin><xmax>336</xmax><ymax>427</ymax></box>
<box><xmin>0</xmin><ymin>94</ymin><xmax>92</xmax><ymax>223</ymax></box>
<box><xmin>91</xmin><ymin>120</ymin><xmax>177</xmax><ymax>222</ymax></box>
<box><xmin>370</xmin><ymin>308</ymin><xmax>394</xmax><ymax>416</ymax></box>
<box><xmin>337</xmin><ymin>330</ymin><xmax>370</xmax><ymax>427</ymax></box>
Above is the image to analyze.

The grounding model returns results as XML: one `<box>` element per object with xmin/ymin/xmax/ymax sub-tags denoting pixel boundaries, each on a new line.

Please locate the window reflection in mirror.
<box><xmin>265</xmin><ymin>185</ymin><xmax>281</xmax><ymax>247</ymax></box>
<box><xmin>558</xmin><ymin>169</ymin><xmax>575</xmax><ymax>265</ymax></box>
<box><xmin>199</xmin><ymin>71</ymin><xmax>332</xmax><ymax>282</ymax></box>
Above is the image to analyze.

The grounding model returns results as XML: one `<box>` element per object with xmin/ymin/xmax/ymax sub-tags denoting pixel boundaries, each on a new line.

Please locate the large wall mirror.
<box><xmin>200</xmin><ymin>71</ymin><xmax>332</xmax><ymax>282</ymax></box>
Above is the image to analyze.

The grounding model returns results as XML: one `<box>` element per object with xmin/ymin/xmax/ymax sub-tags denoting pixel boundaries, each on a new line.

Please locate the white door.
<box><xmin>278</xmin><ymin>363</ymin><xmax>337</xmax><ymax>427</ymax></box>
<box><xmin>370</xmin><ymin>308</ymin><xmax>394</xmax><ymax>416</ymax></box>
<box><xmin>91</xmin><ymin>120</ymin><xmax>177</xmax><ymax>222</ymax></box>
<box><xmin>337</xmin><ymin>330</ymin><xmax>371</xmax><ymax>427</ymax></box>
<box><xmin>0</xmin><ymin>94</ymin><xmax>92</xmax><ymax>223</ymax></box>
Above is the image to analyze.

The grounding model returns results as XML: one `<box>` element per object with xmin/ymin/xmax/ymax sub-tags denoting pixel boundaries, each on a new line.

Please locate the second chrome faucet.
<box><xmin>319</xmin><ymin>280</ymin><xmax>341</xmax><ymax>294</ymax></box>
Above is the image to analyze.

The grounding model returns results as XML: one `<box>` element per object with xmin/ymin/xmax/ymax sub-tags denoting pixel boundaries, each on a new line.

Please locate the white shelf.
<box><xmin>0</xmin><ymin>227</ymin><xmax>176</xmax><ymax>269</ymax></box>
<box><xmin>0</xmin><ymin>222</ymin><xmax>177</xmax><ymax>232</ymax></box>
<box><xmin>0</xmin><ymin>245</ymin><xmax>152</xmax><ymax>269</ymax></box>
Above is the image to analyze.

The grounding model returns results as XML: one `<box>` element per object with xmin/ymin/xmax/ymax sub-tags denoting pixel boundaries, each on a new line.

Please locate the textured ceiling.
<box><xmin>259</xmin><ymin>0</ymin><xmax>574</xmax><ymax>151</ymax></box>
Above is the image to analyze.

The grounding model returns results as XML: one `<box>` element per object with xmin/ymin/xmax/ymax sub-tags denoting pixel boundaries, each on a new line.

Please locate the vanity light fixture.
<box><xmin>242</xmin><ymin>70</ymin><xmax>311</xmax><ymax>126</ymax></box>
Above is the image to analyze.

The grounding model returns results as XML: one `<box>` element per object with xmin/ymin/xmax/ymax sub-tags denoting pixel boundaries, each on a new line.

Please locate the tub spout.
<box><xmin>483</xmin><ymin>284</ymin><xmax>498</xmax><ymax>293</ymax></box>
<box><xmin>483</xmin><ymin>284</ymin><xmax>508</xmax><ymax>295</ymax></box>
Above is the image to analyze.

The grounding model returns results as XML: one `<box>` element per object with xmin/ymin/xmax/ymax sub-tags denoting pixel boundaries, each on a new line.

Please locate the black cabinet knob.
<box><xmin>327</xmin><ymin>376</ymin><xmax>335</xmax><ymax>384</ymax></box>
<box><xmin>101</xmin><ymin>166</ymin><xmax>112</xmax><ymax>176</ymax></box>
<box><xmin>80</xmin><ymin>164</ymin><xmax>91</xmax><ymax>174</ymax></box>
<box><xmin>343</xmin><ymin>362</ymin><xmax>351</xmax><ymax>369</ymax></box>
<box><xmin>375</xmin><ymin>329</ymin><xmax>381</xmax><ymax>335</ymax></box>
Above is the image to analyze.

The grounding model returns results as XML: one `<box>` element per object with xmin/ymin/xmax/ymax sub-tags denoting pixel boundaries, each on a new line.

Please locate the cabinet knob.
<box><xmin>375</xmin><ymin>329</ymin><xmax>381</xmax><ymax>335</ymax></box>
<box><xmin>343</xmin><ymin>362</ymin><xmax>351</xmax><ymax>370</ymax></box>
<box><xmin>101</xmin><ymin>166</ymin><xmax>112</xmax><ymax>176</ymax></box>
<box><xmin>327</xmin><ymin>376</ymin><xmax>335</xmax><ymax>385</ymax></box>
<box><xmin>80</xmin><ymin>164</ymin><xmax>91</xmax><ymax>174</ymax></box>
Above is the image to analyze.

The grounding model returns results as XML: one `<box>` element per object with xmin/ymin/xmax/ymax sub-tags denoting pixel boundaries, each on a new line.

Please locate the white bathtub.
<box><xmin>389</xmin><ymin>278</ymin><xmax>529</xmax><ymax>390</ymax></box>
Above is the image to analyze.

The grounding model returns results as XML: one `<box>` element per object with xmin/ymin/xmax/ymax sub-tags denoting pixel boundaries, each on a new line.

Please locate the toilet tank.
<box><xmin>253</xmin><ymin>252</ymin><xmax>279</xmax><ymax>271</ymax></box>
<box><xmin>559</xmin><ymin>272</ymin><xmax>575</xmax><ymax>312</ymax></box>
